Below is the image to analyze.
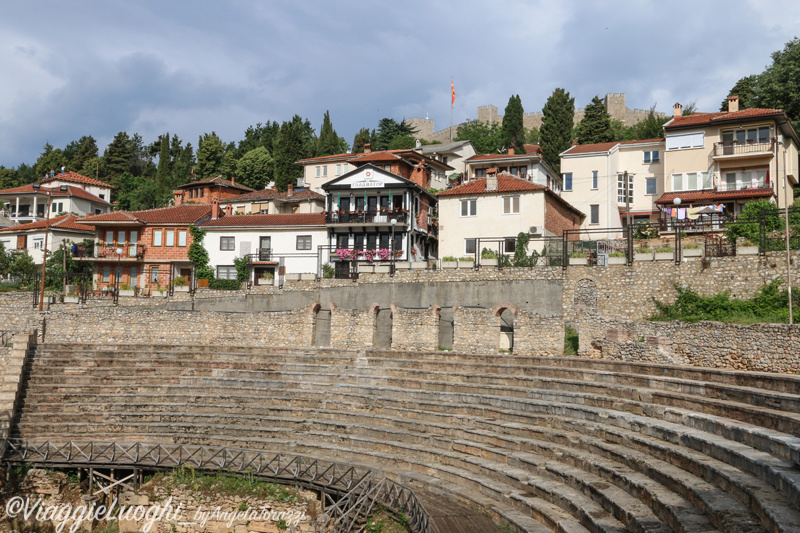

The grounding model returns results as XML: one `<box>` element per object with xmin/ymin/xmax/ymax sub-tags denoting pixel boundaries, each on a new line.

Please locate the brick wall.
<box><xmin>544</xmin><ymin>193</ymin><xmax>582</xmax><ymax>239</ymax></box>
<box><xmin>391</xmin><ymin>305</ymin><xmax>439</xmax><ymax>351</ymax></box>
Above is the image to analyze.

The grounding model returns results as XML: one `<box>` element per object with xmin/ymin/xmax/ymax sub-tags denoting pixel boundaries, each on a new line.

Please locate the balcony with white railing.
<box><xmin>713</xmin><ymin>139</ymin><xmax>774</xmax><ymax>159</ymax></box>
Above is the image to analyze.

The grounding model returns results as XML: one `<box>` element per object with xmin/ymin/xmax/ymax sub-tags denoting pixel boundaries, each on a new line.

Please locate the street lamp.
<box><xmin>673</xmin><ymin>197</ymin><xmax>682</xmax><ymax>264</ymax></box>
<box><xmin>114</xmin><ymin>247</ymin><xmax>123</xmax><ymax>304</ymax></box>
<box><xmin>390</xmin><ymin>218</ymin><xmax>397</xmax><ymax>277</ymax></box>
<box><xmin>32</xmin><ymin>183</ymin><xmax>68</xmax><ymax>311</ymax></box>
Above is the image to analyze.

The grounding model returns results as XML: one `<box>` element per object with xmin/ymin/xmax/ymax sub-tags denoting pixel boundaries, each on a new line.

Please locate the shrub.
<box><xmin>173</xmin><ymin>276</ymin><xmax>188</xmax><ymax>287</ymax></box>
<box><xmin>609</xmin><ymin>251</ymin><xmax>626</xmax><ymax>257</ymax></box>
<box><xmin>656</xmin><ymin>247</ymin><xmax>673</xmax><ymax>253</ymax></box>
<box><xmin>322</xmin><ymin>264</ymin><xmax>335</xmax><ymax>278</ymax></box>
<box><xmin>683</xmin><ymin>243</ymin><xmax>701</xmax><ymax>249</ymax></box>
<box><xmin>636</xmin><ymin>247</ymin><xmax>652</xmax><ymax>253</ymax></box>
<box><xmin>459</xmin><ymin>256</ymin><xmax>474</xmax><ymax>261</ymax></box>
<box><xmin>569</xmin><ymin>252</ymin><xmax>587</xmax><ymax>258</ymax></box>
<box><xmin>481</xmin><ymin>248</ymin><xmax>498</xmax><ymax>259</ymax></box>
<box><xmin>208</xmin><ymin>279</ymin><xmax>241</xmax><ymax>290</ymax></box>
<box><xmin>442</xmin><ymin>256</ymin><xmax>458</xmax><ymax>262</ymax></box>
<box><xmin>564</xmin><ymin>326</ymin><xmax>579</xmax><ymax>355</ymax></box>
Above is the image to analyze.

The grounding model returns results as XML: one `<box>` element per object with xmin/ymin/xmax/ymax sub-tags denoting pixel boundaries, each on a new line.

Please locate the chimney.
<box><xmin>673</xmin><ymin>102</ymin><xmax>683</xmax><ymax>118</ymax></box>
<box><xmin>728</xmin><ymin>95</ymin><xmax>739</xmax><ymax>113</ymax></box>
<box><xmin>508</xmin><ymin>146</ymin><xmax>515</xmax><ymax>156</ymax></box>
<box><xmin>486</xmin><ymin>168</ymin><xmax>498</xmax><ymax>191</ymax></box>
<box><xmin>211</xmin><ymin>197</ymin><xmax>220</xmax><ymax>220</ymax></box>
<box><xmin>364</xmin><ymin>143</ymin><xmax>372</xmax><ymax>154</ymax></box>
<box><xmin>230</xmin><ymin>176</ymin><xmax>235</xmax><ymax>185</ymax></box>
<box><xmin>287</xmin><ymin>184</ymin><xmax>294</xmax><ymax>196</ymax></box>
<box><xmin>224</xmin><ymin>204</ymin><xmax>233</xmax><ymax>216</ymax></box>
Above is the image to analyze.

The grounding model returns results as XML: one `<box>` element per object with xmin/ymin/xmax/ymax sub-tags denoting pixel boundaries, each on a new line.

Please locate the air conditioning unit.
<box><xmin>529</xmin><ymin>225</ymin><xmax>544</xmax><ymax>235</ymax></box>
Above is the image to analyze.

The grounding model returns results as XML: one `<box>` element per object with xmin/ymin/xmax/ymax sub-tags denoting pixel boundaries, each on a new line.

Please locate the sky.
<box><xmin>1</xmin><ymin>0</ymin><xmax>799</xmax><ymax>168</ymax></box>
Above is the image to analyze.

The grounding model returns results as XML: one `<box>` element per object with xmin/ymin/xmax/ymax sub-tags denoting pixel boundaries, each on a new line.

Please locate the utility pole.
<box><xmin>783</xmin><ymin>146</ymin><xmax>793</xmax><ymax>324</ymax></box>
<box><xmin>62</xmin><ymin>241</ymin><xmax>67</xmax><ymax>301</ymax></box>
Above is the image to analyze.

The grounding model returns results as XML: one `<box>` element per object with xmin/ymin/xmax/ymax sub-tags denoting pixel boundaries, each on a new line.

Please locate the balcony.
<box><xmin>247</xmin><ymin>248</ymin><xmax>274</xmax><ymax>263</ymax></box>
<box><xmin>717</xmin><ymin>181</ymin><xmax>770</xmax><ymax>192</ymax></box>
<box><xmin>76</xmin><ymin>243</ymin><xmax>146</xmax><ymax>260</ymax></box>
<box><xmin>325</xmin><ymin>210</ymin><xmax>409</xmax><ymax>225</ymax></box>
<box><xmin>713</xmin><ymin>139</ymin><xmax>774</xmax><ymax>159</ymax></box>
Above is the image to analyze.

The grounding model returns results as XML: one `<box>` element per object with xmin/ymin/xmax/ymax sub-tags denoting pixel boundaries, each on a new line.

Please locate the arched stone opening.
<box><xmin>373</xmin><ymin>302</ymin><xmax>393</xmax><ymax>349</ymax></box>
<box><xmin>492</xmin><ymin>303</ymin><xmax>519</xmax><ymax>353</ymax></box>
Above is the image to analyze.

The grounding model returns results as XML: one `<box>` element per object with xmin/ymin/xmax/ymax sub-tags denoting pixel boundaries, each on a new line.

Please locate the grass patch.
<box><xmin>564</xmin><ymin>326</ymin><xmax>579</xmax><ymax>355</ymax></box>
<box><xmin>651</xmin><ymin>280</ymin><xmax>800</xmax><ymax>324</ymax></box>
<box><xmin>168</xmin><ymin>466</ymin><xmax>298</xmax><ymax>502</ymax></box>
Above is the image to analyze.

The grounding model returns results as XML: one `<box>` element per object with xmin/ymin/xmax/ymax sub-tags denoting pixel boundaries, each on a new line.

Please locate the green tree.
<box><xmin>35</xmin><ymin>143</ymin><xmax>66</xmax><ymax>178</ymax></box>
<box><xmin>188</xmin><ymin>225</ymin><xmax>215</xmax><ymax>280</ymax></box>
<box><xmin>8</xmin><ymin>251</ymin><xmax>36</xmax><ymax>280</ymax></box>
<box><xmin>156</xmin><ymin>133</ymin><xmax>171</xmax><ymax>194</ymax></box>
<box><xmin>236</xmin><ymin>147</ymin><xmax>272</xmax><ymax>190</ymax></box>
<box><xmin>720</xmin><ymin>75</ymin><xmax>760</xmax><ymax>111</ymax></box>
<box><xmin>374</xmin><ymin>118</ymin><xmax>416</xmax><ymax>151</ymax></box>
<box><xmin>525</xmin><ymin>127</ymin><xmax>540</xmax><ymax>145</ymax></box>
<box><xmin>116</xmin><ymin>175</ymin><xmax>171</xmax><ymax>211</ymax></box>
<box><xmin>0</xmin><ymin>167</ymin><xmax>20</xmax><ymax>189</ymax></box>
<box><xmin>575</xmin><ymin>96</ymin><xmax>613</xmax><ymax>144</ymax></box>
<box><xmin>103</xmin><ymin>132</ymin><xmax>134</xmax><ymax>185</ymax></box>
<box><xmin>172</xmin><ymin>138</ymin><xmax>194</xmax><ymax>188</ymax></box>
<box><xmin>501</xmin><ymin>95</ymin><xmax>526</xmax><ymax>153</ymax></box>
<box><xmin>758</xmin><ymin>37</ymin><xmax>800</xmax><ymax>131</ymax></box>
<box><xmin>454</xmin><ymin>119</ymin><xmax>503</xmax><ymax>154</ymax></box>
<box><xmin>352</xmin><ymin>128</ymin><xmax>374</xmax><ymax>154</ymax></box>
<box><xmin>196</xmin><ymin>132</ymin><xmax>226</xmax><ymax>180</ymax></box>
<box><xmin>272</xmin><ymin>115</ymin><xmax>316</xmax><ymax>191</ymax></box>
<box><xmin>622</xmin><ymin>106</ymin><xmax>669</xmax><ymax>140</ymax></box>
<box><xmin>67</xmin><ymin>136</ymin><xmax>98</xmax><ymax>172</ymax></box>
<box><xmin>540</xmin><ymin>88</ymin><xmax>575</xmax><ymax>174</ymax></box>
<box><xmin>0</xmin><ymin>241</ymin><xmax>9</xmax><ymax>276</ymax></box>
<box><xmin>316</xmin><ymin>110</ymin><xmax>341</xmax><ymax>156</ymax></box>
<box><xmin>15</xmin><ymin>163</ymin><xmax>38</xmax><ymax>185</ymax></box>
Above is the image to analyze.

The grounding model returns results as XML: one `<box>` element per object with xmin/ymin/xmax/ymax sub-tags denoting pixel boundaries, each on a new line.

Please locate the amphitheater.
<box><xmin>2</xmin><ymin>254</ymin><xmax>800</xmax><ymax>532</ymax></box>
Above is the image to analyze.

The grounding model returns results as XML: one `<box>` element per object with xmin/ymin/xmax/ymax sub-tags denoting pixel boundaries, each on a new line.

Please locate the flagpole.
<box><xmin>450</xmin><ymin>77</ymin><xmax>455</xmax><ymax>141</ymax></box>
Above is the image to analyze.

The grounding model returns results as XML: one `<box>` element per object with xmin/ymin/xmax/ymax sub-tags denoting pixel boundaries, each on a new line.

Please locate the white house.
<box><xmin>198</xmin><ymin>213</ymin><xmax>327</xmax><ymax>285</ymax></box>
<box><xmin>0</xmin><ymin>215</ymin><xmax>96</xmax><ymax>264</ymax></box>
<box><xmin>436</xmin><ymin>173</ymin><xmax>584</xmax><ymax>259</ymax></box>
<box><xmin>0</xmin><ymin>173</ymin><xmax>111</xmax><ymax>225</ymax></box>
<box><xmin>218</xmin><ymin>185</ymin><xmax>325</xmax><ymax>215</ymax></box>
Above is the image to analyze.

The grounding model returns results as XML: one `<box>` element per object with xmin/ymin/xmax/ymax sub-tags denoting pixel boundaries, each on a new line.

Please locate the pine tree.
<box><xmin>539</xmin><ymin>88</ymin><xmax>575</xmax><ymax>174</ymax></box>
<box><xmin>34</xmin><ymin>143</ymin><xmax>66</xmax><ymax>178</ymax></box>
<box><xmin>195</xmin><ymin>132</ymin><xmax>225</xmax><ymax>180</ymax></box>
<box><xmin>156</xmin><ymin>133</ymin><xmax>171</xmax><ymax>194</ymax></box>
<box><xmin>103</xmin><ymin>132</ymin><xmax>134</xmax><ymax>180</ymax></box>
<box><xmin>352</xmin><ymin>128</ymin><xmax>373</xmax><ymax>153</ymax></box>
<box><xmin>272</xmin><ymin>115</ymin><xmax>316</xmax><ymax>191</ymax></box>
<box><xmin>501</xmin><ymin>95</ymin><xmax>526</xmax><ymax>153</ymax></box>
<box><xmin>71</xmin><ymin>136</ymin><xmax>98</xmax><ymax>173</ymax></box>
<box><xmin>316</xmin><ymin>111</ymin><xmax>340</xmax><ymax>156</ymax></box>
<box><xmin>575</xmin><ymin>96</ymin><xmax>613</xmax><ymax>145</ymax></box>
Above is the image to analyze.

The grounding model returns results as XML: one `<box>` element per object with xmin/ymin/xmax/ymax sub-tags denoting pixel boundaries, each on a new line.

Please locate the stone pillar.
<box><xmin>513</xmin><ymin>312</ymin><xmax>564</xmax><ymax>356</ymax></box>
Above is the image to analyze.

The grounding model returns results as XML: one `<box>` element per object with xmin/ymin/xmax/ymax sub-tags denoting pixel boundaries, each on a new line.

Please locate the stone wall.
<box><xmin>391</xmin><ymin>306</ymin><xmax>440</xmax><ymax>352</ymax></box>
<box><xmin>514</xmin><ymin>311</ymin><xmax>564</xmax><ymax>356</ymax></box>
<box><xmin>44</xmin><ymin>306</ymin><xmax>315</xmax><ymax>347</ymax></box>
<box><xmin>329</xmin><ymin>304</ymin><xmax>375</xmax><ymax>350</ymax></box>
<box><xmin>578</xmin><ymin>313</ymin><xmax>800</xmax><ymax>373</ymax></box>
<box><xmin>453</xmin><ymin>307</ymin><xmax>498</xmax><ymax>354</ymax></box>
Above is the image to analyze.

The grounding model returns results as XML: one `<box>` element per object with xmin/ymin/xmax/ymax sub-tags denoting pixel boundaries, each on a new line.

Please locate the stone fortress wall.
<box><xmin>407</xmin><ymin>93</ymin><xmax>666</xmax><ymax>144</ymax></box>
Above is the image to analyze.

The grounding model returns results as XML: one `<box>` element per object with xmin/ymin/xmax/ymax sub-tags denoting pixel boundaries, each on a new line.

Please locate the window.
<box><xmin>617</xmin><ymin>174</ymin><xmax>633</xmax><ymax>203</ymax></box>
<box><xmin>150</xmin><ymin>267</ymin><xmax>159</xmax><ymax>284</ymax></box>
<box><xmin>33</xmin><ymin>238</ymin><xmax>44</xmax><ymax>250</ymax></box>
<box><xmin>178</xmin><ymin>230</ymin><xmax>187</xmax><ymax>247</ymax></box>
<box><xmin>103</xmin><ymin>266</ymin><xmax>110</xmax><ymax>282</ymax></box>
<box><xmin>105</xmin><ymin>230</ymin><xmax>114</xmax><ymax>244</ymax></box>
<box><xmin>504</xmin><ymin>238</ymin><xmax>516</xmax><ymax>254</ymax></box>
<box><xmin>200</xmin><ymin>188</ymin><xmax>204</xmax><ymax>198</ymax></box>
<box><xmin>217</xmin><ymin>266</ymin><xmax>237</xmax><ymax>280</ymax></box>
<box><xmin>52</xmin><ymin>202</ymin><xmax>63</xmax><ymax>212</ymax></box>
<box><xmin>460</xmin><ymin>199</ymin><xmax>477</xmax><ymax>217</ymax></box>
<box><xmin>722</xmin><ymin>126</ymin><xmax>770</xmax><ymax>144</ymax></box>
<box><xmin>646</xmin><ymin>178</ymin><xmax>657</xmax><ymax>195</ymax></box>
<box><xmin>643</xmin><ymin>151</ymin><xmax>660</xmax><ymax>163</ymax></box>
<box><xmin>465</xmin><ymin>238</ymin><xmax>477</xmax><ymax>255</ymax></box>
<box><xmin>336</xmin><ymin>164</ymin><xmax>342</xmax><ymax>176</ymax></box>
<box><xmin>99</xmin><ymin>194</ymin><xmax>105</xmax><ymax>200</ymax></box>
<box><xmin>475</xmin><ymin>169</ymin><xmax>486</xmax><ymax>178</ymax></box>
<box><xmin>152</xmin><ymin>229</ymin><xmax>163</xmax><ymax>247</ymax></box>
<box><xmin>503</xmin><ymin>196</ymin><xmax>520</xmax><ymax>214</ymax></box>
<box><xmin>315</xmin><ymin>166</ymin><xmax>321</xmax><ymax>178</ymax></box>
<box><xmin>666</xmin><ymin>131</ymin><xmax>704</xmax><ymax>151</ymax></box>
<box><xmin>720</xmin><ymin>169</ymin><xmax>768</xmax><ymax>191</ymax></box>
<box><xmin>297</xmin><ymin>235</ymin><xmax>312</xmax><ymax>250</ymax></box>
<box><xmin>165</xmin><ymin>230</ymin><xmax>175</xmax><ymax>247</ymax></box>
<box><xmin>323</xmin><ymin>165</ymin><xmax>328</xmax><ymax>177</ymax></box>
<box><xmin>671</xmin><ymin>171</ymin><xmax>712</xmax><ymax>191</ymax></box>
<box><xmin>563</xmin><ymin>173</ymin><xmax>573</xmax><ymax>191</ymax></box>
<box><xmin>131</xmin><ymin>267</ymin><xmax>138</xmax><ymax>287</ymax></box>
<box><xmin>591</xmin><ymin>171</ymin><xmax>598</xmax><ymax>189</ymax></box>
<box><xmin>220</xmin><ymin>236</ymin><xmax>235</xmax><ymax>251</ymax></box>
<box><xmin>118</xmin><ymin>231</ymin><xmax>126</xmax><ymax>244</ymax></box>
<box><xmin>590</xmin><ymin>205</ymin><xmax>599</xmax><ymax>225</ymax></box>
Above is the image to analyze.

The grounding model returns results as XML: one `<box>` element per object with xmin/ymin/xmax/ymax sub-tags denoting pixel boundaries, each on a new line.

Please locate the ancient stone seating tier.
<box><xmin>17</xmin><ymin>343</ymin><xmax>800</xmax><ymax>533</ymax></box>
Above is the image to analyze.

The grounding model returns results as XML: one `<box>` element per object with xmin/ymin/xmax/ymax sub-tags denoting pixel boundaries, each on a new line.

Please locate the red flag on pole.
<box><xmin>451</xmin><ymin>78</ymin><xmax>456</xmax><ymax>108</ymax></box>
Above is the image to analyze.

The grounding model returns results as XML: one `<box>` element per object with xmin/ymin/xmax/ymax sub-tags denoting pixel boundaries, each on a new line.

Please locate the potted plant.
<box><xmin>64</xmin><ymin>292</ymin><xmax>81</xmax><ymax>304</ymax></box>
<box><xmin>458</xmin><ymin>256</ymin><xmax>475</xmax><ymax>268</ymax></box>
<box><xmin>737</xmin><ymin>239</ymin><xmax>759</xmax><ymax>255</ymax></box>
<box><xmin>608</xmin><ymin>251</ymin><xmax>627</xmax><ymax>265</ymax></box>
<box><xmin>568</xmin><ymin>252</ymin><xmax>588</xmax><ymax>266</ymax></box>
<box><xmin>634</xmin><ymin>247</ymin><xmax>653</xmax><ymax>261</ymax></box>
<box><xmin>682</xmin><ymin>242</ymin><xmax>703</xmax><ymax>258</ymax></box>
<box><xmin>118</xmin><ymin>282</ymin><xmax>135</xmax><ymax>297</ymax></box>
<box><xmin>655</xmin><ymin>246</ymin><xmax>674</xmax><ymax>260</ymax></box>
<box><xmin>481</xmin><ymin>248</ymin><xmax>499</xmax><ymax>267</ymax></box>
<box><xmin>441</xmin><ymin>256</ymin><xmax>458</xmax><ymax>269</ymax></box>
<box><xmin>173</xmin><ymin>276</ymin><xmax>190</xmax><ymax>292</ymax></box>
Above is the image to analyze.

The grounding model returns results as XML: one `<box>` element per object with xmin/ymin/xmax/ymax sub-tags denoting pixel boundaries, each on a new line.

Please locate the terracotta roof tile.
<box><xmin>655</xmin><ymin>188</ymin><xmax>774</xmax><ymax>204</ymax></box>
<box><xmin>0</xmin><ymin>215</ymin><xmax>95</xmax><ymax>233</ymax></box>
<box><xmin>177</xmin><ymin>175</ymin><xmax>255</xmax><ymax>192</ymax></box>
<box><xmin>296</xmin><ymin>152</ymin><xmax>355</xmax><ymax>163</ymax></box>
<box><xmin>80</xmin><ymin>205</ymin><xmax>212</xmax><ymax>225</ymax></box>
<box><xmin>437</xmin><ymin>175</ymin><xmax>547</xmax><ymax>196</ymax></box>
<box><xmin>220</xmin><ymin>188</ymin><xmax>325</xmax><ymax>203</ymax></box>
<box><xmin>561</xmin><ymin>138</ymin><xmax>664</xmax><ymax>155</ymax></box>
<box><xmin>665</xmin><ymin>108</ymin><xmax>784</xmax><ymax>129</ymax></box>
<box><xmin>0</xmin><ymin>184</ymin><xmax>110</xmax><ymax>205</ymax></box>
<box><xmin>199</xmin><ymin>213</ymin><xmax>325</xmax><ymax>227</ymax></box>
<box><xmin>40</xmin><ymin>171</ymin><xmax>113</xmax><ymax>189</ymax></box>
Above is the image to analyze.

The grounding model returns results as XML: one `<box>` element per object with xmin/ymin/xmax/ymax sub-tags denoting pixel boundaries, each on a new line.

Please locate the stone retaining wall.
<box><xmin>391</xmin><ymin>306</ymin><xmax>440</xmax><ymax>352</ymax></box>
<box><xmin>329</xmin><ymin>305</ymin><xmax>375</xmax><ymax>350</ymax></box>
<box><xmin>578</xmin><ymin>313</ymin><xmax>800</xmax><ymax>373</ymax></box>
<box><xmin>453</xmin><ymin>308</ymin><xmax>498</xmax><ymax>354</ymax></box>
<box><xmin>514</xmin><ymin>312</ymin><xmax>564</xmax><ymax>356</ymax></box>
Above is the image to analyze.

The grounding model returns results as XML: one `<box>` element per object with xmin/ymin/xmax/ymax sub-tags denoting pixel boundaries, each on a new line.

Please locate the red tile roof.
<box><xmin>655</xmin><ymin>188</ymin><xmax>774</xmax><ymax>204</ymax></box>
<box><xmin>665</xmin><ymin>108</ymin><xmax>785</xmax><ymax>129</ymax></box>
<box><xmin>437</xmin><ymin>175</ymin><xmax>548</xmax><ymax>196</ymax></box>
<box><xmin>199</xmin><ymin>213</ymin><xmax>325</xmax><ymax>227</ymax></box>
<box><xmin>176</xmin><ymin>175</ymin><xmax>255</xmax><ymax>192</ymax></box>
<box><xmin>0</xmin><ymin>184</ymin><xmax>110</xmax><ymax>205</ymax></box>
<box><xmin>40</xmin><ymin>171</ymin><xmax>113</xmax><ymax>189</ymax></box>
<box><xmin>0</xmin><ymin>215</ymin><xmax>95</xmax><ymax>233</ymax></box>
<box><xmin>80</xmin><ymin>204</ymin><xmax>212</xmax><ymax>225</ymax></box>
<box><xmin>296</xmin><ymin>152</ymin><xmax>355</xmax><ymax>163</ymax></box>
<box><xmin>220</xmin><ymin>188</ymin><xmax>325</xmax><ymax>203</ymax></box>
<box><xmin>350</xmin><ymin>151</ymin><xmax>404</xmax><ymax>163</ymax></box>
<box><xmin>561</xmin><ymin>138</ymin><xmax>663</xmax><ymax>155</ymax></box>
